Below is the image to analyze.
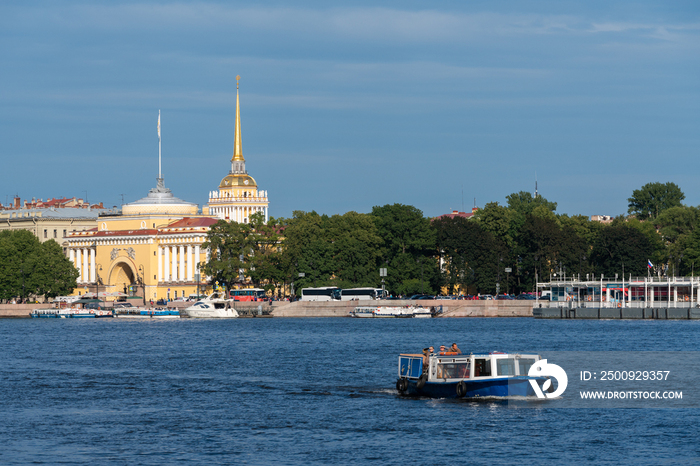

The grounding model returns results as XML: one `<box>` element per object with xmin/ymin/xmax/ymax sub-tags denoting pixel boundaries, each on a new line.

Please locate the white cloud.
<box><xmin>5</xmin><ymin>3</ymin><xmax>697</xmax><ymax>45</ymax></box>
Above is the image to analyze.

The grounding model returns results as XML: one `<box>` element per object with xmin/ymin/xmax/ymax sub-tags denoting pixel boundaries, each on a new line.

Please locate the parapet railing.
<box><xmin>537</xmin><ymin>300</ymin><xmax>699</xmax><ymax>309</ymax></box>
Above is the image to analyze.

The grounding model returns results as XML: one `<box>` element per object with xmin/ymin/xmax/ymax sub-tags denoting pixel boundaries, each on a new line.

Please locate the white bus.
<box><xmin>300</xmin><ymin>287</ymin><xmax>342</xmax><ymax>301</ymax></box>
<box><xmin>340</xmin><ymin>287</ymin><xmax>387</xmax><ymax>301</ymax></box>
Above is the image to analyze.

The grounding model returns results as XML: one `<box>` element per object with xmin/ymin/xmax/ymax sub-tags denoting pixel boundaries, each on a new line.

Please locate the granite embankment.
<box><xmin>0</xmin><ymin>304</ymin><xmax>36</xmax><ymax>318</ymax></box>
<box><xmin>270</xmin><ymin>300</ymin><xmax>533</xmax><ymax>317</ymax></box>
<box><xmin>0</xmin><ymin>300</ymin><xmax>534</xmax><ymax>318</ymax></box>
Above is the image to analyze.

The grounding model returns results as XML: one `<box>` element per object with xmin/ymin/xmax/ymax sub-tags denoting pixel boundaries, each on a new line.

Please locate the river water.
<box><xmin>1</xmin><ymin>317</ymin><xmax>699</xmax><ymax>465</ymax></box>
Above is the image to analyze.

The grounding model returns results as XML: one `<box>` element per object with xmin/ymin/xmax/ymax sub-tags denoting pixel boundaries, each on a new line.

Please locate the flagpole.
<box><xmin>158</xmin><ymin>110</ymin><xmax>162</xmax><ymax>179</ymax></box>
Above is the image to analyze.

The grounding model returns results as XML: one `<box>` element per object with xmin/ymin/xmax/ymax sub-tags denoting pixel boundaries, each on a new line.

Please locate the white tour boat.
<box><xmin>350</xmin><ymin>305</ymin><xmax>433</xmax><ymax>318</ymax></box>
<box><xmin>183</xmin><ymin>292</ymin><xmax>239</xmax><ymax>318</ymax></box>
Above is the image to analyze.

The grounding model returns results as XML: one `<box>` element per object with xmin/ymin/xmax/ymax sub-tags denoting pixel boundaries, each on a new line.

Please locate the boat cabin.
<box><xmin>398</xmin><ymin>352</ymin><xmax>541</xmax><ymax>383</ymax></box>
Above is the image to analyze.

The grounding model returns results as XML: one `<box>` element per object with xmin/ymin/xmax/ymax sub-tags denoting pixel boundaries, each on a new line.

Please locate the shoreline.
<box><xmin>0</xmin><ymin>300</ymin><xmax>534</xmax><ymax>318</ymax></box>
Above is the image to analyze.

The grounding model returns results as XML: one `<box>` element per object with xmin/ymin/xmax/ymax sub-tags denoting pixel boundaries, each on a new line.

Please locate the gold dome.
<box><xmin>219</xmin><ymin>173</ymin><xmax>258</xmax><ymax>188</ymax></box>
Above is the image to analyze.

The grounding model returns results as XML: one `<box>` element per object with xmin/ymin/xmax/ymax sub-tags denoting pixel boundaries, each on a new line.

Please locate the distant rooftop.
<box><xmin>1</xmin><ymin>196</ymin><xmax>107</xmax><ymax>211</ymax></box>
<box><xmin>0</xmin><ymin>207</ymin><xmax>118</xmax><ymax>220</ymax></box>
<box><xmin>432</xmin><ymin>208</ymin><xmax>479</xmax><ymax>222</ymax></box>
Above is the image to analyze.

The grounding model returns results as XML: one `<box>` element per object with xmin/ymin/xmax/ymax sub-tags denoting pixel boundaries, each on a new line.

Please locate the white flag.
<box><xmin>157</xmin><ymin>110</ymin><xmax>161</xmax><ymax>138</ymax></box>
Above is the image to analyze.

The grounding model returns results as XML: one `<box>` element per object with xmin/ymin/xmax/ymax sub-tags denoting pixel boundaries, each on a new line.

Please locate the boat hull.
<box><xmin>184</xmin><ymin>309</ymin><xmax>238</xmax><ymax>318</ymax></box>
<box><xmin>401</xmin><ymin>376</ymin><xmax>545</xmax><ymax>399</ymax></box>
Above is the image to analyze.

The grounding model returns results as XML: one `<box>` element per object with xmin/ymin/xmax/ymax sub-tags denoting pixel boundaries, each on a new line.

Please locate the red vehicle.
<box><xmin>229</xmin><ymin>288</ymin><xmax>266</xmax><ymax>301</ymax></box>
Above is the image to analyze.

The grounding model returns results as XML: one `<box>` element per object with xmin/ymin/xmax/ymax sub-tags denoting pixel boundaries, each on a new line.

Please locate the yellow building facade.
<box><xmin>205</xmin><ymin>77</ymin><xmax>269</xmax><ymax>222</ymax></box>
<box><xmin>67</xmin><ymin>76</ymin><xmax>270</xmax><ymax>302</ymax></box>
<box><xmin>67</xmin><ymin>180</ymin><xmax>217</xmax><ymax>302</ymax></box>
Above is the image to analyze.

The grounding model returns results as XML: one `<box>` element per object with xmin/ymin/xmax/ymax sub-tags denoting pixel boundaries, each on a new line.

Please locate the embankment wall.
<box><xmin>270</xmin><ymin>300</ymin><xmax>533</xmax><ymax>317</ymax></box>
<box><xmin>0</xmin><ymin>300</ymin><xmax>534</xmax><ymax>318</ymax></box>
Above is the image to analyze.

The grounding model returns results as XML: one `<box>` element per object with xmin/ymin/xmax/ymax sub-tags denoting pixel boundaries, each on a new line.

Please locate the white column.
<box><xmin>265</xmin><ymin>206</ymin><xmax>269</xmax><ymax>223</ymax></box>
<box><xmin>90</xmin><ymin>248</ymin><xmax>96</xmax><ymax>283</ymax></box>
<box><xmin>205</xmin><ymin>248</ymin><xmax>211</xmax><ymax>281</ymax></box>
<box><xmin>82</xmin><ymin>248</ymin><xmax>88</xmax><ymax>283</ymax></box>
<box><xmin>194</xmin><ymin>245</ymin><xmax>201</xmax><ymax>277</ymax></box>
<box><xmin>70</xmin><ymin>248</ymin><xmax>75</xmax><ymax>267</ymax></box>
<box><xmin>187</xmin><ymin>245</ymin><xmax>193</xmax><ymax>281</ymax></box>
<box><xmin>75</xmin><ymin>249</ymin><xmax>82</xmax><ymax>282</ymax></box>
<box><xmin>172</xmin><ymin>245</ymin><xmax>178</xmax><ymax>281</ymax></box>
<box><xmin>164</xmin><ymin>247</ymin><xmax>170</xmax><ymax>282</ymax></box>
<box><xmin>158</xmin><ymin>247</ymin><xmax>163</xmax><ymax>282</ymax></box>
<box><xmin>179</xmin><ymin>245</ymin><xmax>185</xmax><ymax>281</ymax></box>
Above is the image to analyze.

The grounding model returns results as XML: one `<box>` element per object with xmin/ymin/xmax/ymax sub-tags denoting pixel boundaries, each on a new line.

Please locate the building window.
<box><xmin>63</xmin><ymin>230</ymin><xmax>66</xmax><ymax>237</ymax></box>
<box><xmin>44</xmin><ymin>229</ymin><xmax>47</xmax><ymax>238</ymax></box>
<box><xmin>174</xmin><ymin>291</ymin><xmax>177</xmax><ymax>298</ymax></box>
<box><xmin>154</xmin><ymin>251</ymin><xmax>156</xmax><ymax>256</ymax></box>
<box><xmin>53</xmin><ymin>230</ymin><xmax>57</xmax><ymax>238</ymax></box>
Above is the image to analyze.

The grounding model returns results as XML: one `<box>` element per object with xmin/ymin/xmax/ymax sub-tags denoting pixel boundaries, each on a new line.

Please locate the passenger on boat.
<box><xmin>422</xmin><ymin>348</ymin><xmax>430</xmax><ymax>373</ymax></box>
<box><xmin>429</xmin><ymin>346</ymin><xmax>435</xmax><ymax>354</ymax></box>
<box><xmin>450</xmin><ymin>343</ymin><xmax>462</xmax><ymax>354</ymax></box>
<box><xmin>439</xmin><ymin>345</ymin><xmax>447</xmax><ymax>352</ymax></box>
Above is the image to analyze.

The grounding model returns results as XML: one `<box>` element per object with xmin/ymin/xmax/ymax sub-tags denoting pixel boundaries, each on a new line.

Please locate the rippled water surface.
<box><xmin>1</xmin><ymin>317</ymin><xmax>700</xmax><ymax>465</ymax></box>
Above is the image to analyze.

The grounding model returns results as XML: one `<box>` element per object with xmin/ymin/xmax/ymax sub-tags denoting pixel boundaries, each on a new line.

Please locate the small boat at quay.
<box><xmin>183</xmin><ymin>292</ymin><xmax>238</xmax><ymax>318</ymax></box>
<box><xmin>114</xmin><ymin>308</ymin><xmax>180</xmax><ymax>319</ymax></box>
<box><xmin>350</xmin><ymin>306</ymin><xmax>432</xmax><ymax>318</ymax></box>
<box><xmin>396</xmin><ymin>351</ymin><xmax>554</xmax><ymax>398</ymax></box>
<box><xmin>31</xmin><ymin>308</ymin><xmax>113</xmax><ymax>318</ymax></box>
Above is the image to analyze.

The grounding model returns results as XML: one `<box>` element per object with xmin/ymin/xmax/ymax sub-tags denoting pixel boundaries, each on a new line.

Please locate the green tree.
<box><xmin>506</xmin><ymin>191</ymin><xmax>557</xmax><ymax>216</ymax></box>
<box><xmin>281</xmin><ymin>210</ymin><xmax>383</xmax><ymax>294</ymax></box>
<box><xmin>515</xmin><ymin>215</ymin><xmax>588</xmax><ymax>291</ymax></box>
<box><xmin>434</xmin><ymin>216</ymin><xmax>504</xmax><ymax>295</ymax></box>
<box><xmin>0</xmin><ymin>231</ymin><xmax>78</xmax><ymax>301</ymax></box>
<box><xmin>628</xmin><ymin>182</ymin><xmax>685</xmax><ymax>220</ymax></box>
<box><xmin>590</xmin><ymin>224</ymin><xmax>654</xmax><ymax>278</ymax></box>
<box><xmin>371</xmin><ymin>204</ymin><xmax>437</xmax><ymax>295</ymax></box>
<box><xmin>246</xmin><ymin>212</ymin><xmax>284</xmax><ymax>292</ymax></box>
<box><xmin>326</xmin><ymin>211</ymin><xmax>383</xmax><ymax>287</ymax></box>
<box><xmin>281</xmin><ymin>211</ymin><xmax>336</xmax><ymax>292</ymax></box>
<box><xmin>473</xmin><ymin>202</ymin><xmax>520</xmax><ymax>250</ymax></box>
<box><xmin>202</xmin><ymin>219</ymin><xmax>252</xmax><ymax>292</ymax></box>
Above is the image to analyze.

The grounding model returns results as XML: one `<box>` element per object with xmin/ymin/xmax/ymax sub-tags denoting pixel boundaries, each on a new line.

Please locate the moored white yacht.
<box><xmin>183</xmin><ymin>292</ymin><xmax>238</xmax><ymax>318</ymax></box>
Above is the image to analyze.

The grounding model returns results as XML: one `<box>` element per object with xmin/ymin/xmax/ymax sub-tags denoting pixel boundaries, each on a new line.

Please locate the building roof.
<box><xmin>167</xmin><ymin>217</ymin><xmax>220</xmax><ymax>228</ymax></box>
<box><xmin>219</xmin><ymin>173</ymin><xmax>258</xmax><ymax>189</ymax></box>
<box><xmin>68</xmin><ymin>217</ymin><xmax>218</xmax><ymax>239</ymax></box>
<box><xmin>122</xmin><ymin>178</ymin><xmax>198</xmax><ymax>216</ymax></box>
<box><xmin>432</xmin><ymin>209</ymin><xmax>477</xmax><ymax>221</ymax></box>
<box><xmin>0</xmin><ymin>208</ymin><xmax>112</xmax><ymax>220</ymax></box>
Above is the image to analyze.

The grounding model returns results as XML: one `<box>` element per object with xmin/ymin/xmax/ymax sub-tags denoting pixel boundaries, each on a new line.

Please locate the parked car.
<box><xmin>479</xmin><ymin>294</ymin><xmax>494</xmax><ymax>300</ymax></box>
<box><xmin>516</xmin><ymin>293</ymin><xmax>536</xmax><ymax>300</ymax></box>
<box><xmin>496</xmin><ymin>294</ymin><xmax>515</xmax><ymax>300</ymax></box>
<box><xmin>113</xmin><ymin>302</ymin><xmax>135</xmax><ymax>308</ymax></box>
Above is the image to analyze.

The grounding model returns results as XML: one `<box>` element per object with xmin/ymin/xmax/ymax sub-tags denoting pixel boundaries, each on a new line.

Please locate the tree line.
<box><xmin>203</xmin><ymin>181</ymin><xmax>695</xmax><ymax>296</ymax></box>
<box><xmin>0</xmin><ymin>230</ymin><xmax>78</xmax><ymax>302</ymax></box>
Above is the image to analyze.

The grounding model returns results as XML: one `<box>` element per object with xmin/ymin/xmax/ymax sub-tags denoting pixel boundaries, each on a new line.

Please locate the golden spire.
<box><xmin>231</xmin><ymin>75</ymin><xmax>244</xmax><ymax>163</ymax></box>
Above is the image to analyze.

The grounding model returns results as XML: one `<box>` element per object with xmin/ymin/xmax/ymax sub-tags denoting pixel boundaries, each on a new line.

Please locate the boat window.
<box><xmin>497</xmin><ymin>358</ymin><xmax>516</xmax><ymax>376</ymax></box>
<box><xmin>214</xmin><ymin>303</ymin><xmax>226</xmax><ymax>309</ymax></box>
<box><xmin>474</xmin><ymin>358</ymin><xmax>491</xmax><ymax>377</ymax></box>
<box><xmin>437</xmin><ymin>362</ymin><xmax>470</xmax><ymax>379</ymax></box>
<box><xmin>518</xmin><ymin>358</ymin><xmax>536</xmax><ymax>376</ymax></box>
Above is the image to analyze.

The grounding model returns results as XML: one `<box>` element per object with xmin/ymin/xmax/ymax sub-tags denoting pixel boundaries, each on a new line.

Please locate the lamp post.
<box><xmin>417</xmin><ymin>258</ymin><xmax>424</xmax><ymax>295</ymax></box>
<box><xmin>96</xmin><ymin>264</ymin><xmax>103</xmax><ymax>304</ymax></box>
<box><xmin>138</xmin><ymin>265</ymin><xmax>145</xmax><ymax>305</ymax></box>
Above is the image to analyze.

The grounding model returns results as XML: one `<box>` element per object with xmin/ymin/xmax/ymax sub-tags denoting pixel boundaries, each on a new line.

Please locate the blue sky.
<box><xmin>1</xmin><ymin>1</ymin><xmax>698</xmax><ymax>219</ymax></box>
